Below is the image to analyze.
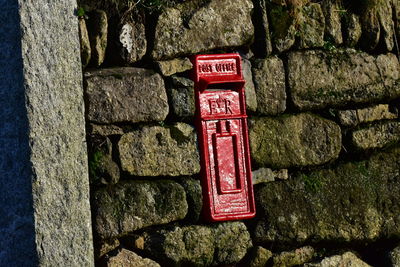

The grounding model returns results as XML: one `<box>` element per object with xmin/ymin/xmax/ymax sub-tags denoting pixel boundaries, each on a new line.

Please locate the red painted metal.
<box><xmin>192</xmin><ymin>53</ymin><xmax>256</xmax><ymax>222</ymax></box>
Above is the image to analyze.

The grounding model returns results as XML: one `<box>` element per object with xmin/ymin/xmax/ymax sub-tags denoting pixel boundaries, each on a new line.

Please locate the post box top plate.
<box><xmin>192</xmin><ymin>53</ymin><xmax>244</xmax><ymax>84</ymax></box>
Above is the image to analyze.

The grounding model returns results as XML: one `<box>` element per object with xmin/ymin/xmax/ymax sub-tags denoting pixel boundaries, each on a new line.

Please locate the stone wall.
<box><xmin>78</xmin><ymin>0</ymin><xmax>400</xmax><ymax>266</ymax></box>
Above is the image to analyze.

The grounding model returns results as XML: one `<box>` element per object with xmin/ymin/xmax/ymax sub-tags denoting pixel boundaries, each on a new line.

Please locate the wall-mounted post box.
<box><xmin>192</xmin><ymin>53</ymin><xmax>256</xmax><ymax>222</ymax></box>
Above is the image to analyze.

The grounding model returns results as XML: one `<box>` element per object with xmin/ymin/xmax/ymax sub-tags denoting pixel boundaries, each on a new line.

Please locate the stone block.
<box><xmin>343</xmin><ymin>13</ymin><xmax>362</xmax><ymax>47</ymax></box>
<box><xmin>0</xmin><ymin>1</ymin><xmax>93</xmax><ymax>264</ymax></box>
<box><xmin>297</xmin><ymin>3</ymin><xmax>325</xmax><ymax>49</ymax></box>
<box><xmin>79</xmin><ymin>18</ymin><xmax>91</xmax><ymax>67</ymax></box>
<box><xmin>321</xmin><ymin>0</ymin><xmax>343</xmax><ymax>45</ymax></box>
<box><xmin>105</xmin><ymin>248</ymin><xmax>160</xmax><ymax>267</ymax></box>
<box><xmin>93</xmin><ymin>180</ymin><xmax>188</xmax><ymax>239</ymax></box>
<box><xmin>140</xmin><ymin>222</ymin><xmax>252</xmax><ymax>266</ymax></box>
<box><xmin>87</xmin><ymin>9</ymin><xmax>108</xmax><ymax>66</ymax></box>
<box><xmin>351</xmin><ymin>121</ymin><xmax>400</xmax><ymax>150</ymax></box>
<box><xmin>151</xmin><ymin>0</ymin><xmax>254</xmax><ymax>59</ymax></box>
<box><xmin>247</xmin><ymin>246</ymin><xmax>273</xmax><ymax>267</ymax></box>
<box><xmin>167</xmin><ymin>76</ymin><xmax>195</xmax><ymax>119</ymax></box>
<box><xmin>304</xmin><ymin>252</ymin><xmax>370</xmax><ymax>267</ymax></box>
<box><xmin>157</xmin><ymin>58</ymin><xmax>193</xmax><ymax>76</ymax></box>
<box><xmin>118</xmin><ymin>19</ymin><xmax>147</xmax><ymax>64</ymax></box>
<box><xmin>273</xmin><ymin>246</ymin><xmax>315</xmax><ymax>267</ymax></box>
<box><xmin>84</xmin><ymin>67</ymin><xmax>169</xmax><ymax>124</ymax></box>
<box><xmin>288</xmin><ymin>50</ymin><xmax>400</xmax><ymax>110</ymax></box>
<box><xmin>249</xmin><ymin>113</ymin><xmax>341</xmax><ymax>168</ymax></box>
<box><xmin>118</xmin><ymin>123</ymin><xmax>200</xmax><ymax>176</ymax></box>
<box><xmin>253</xmin><ymin>147</ymin><xmax>400</xmax><ymax>244</ymax></box>
<box><xmin>337</xmin><ymin>104</ymin><xmax>398</xmax><ymax>127</ymax></box>
<box><xmin>242</xmin><ymin>58</ymin><xmax>257</xmax><ymax>112</ymax></box>
<box><xmin>179</xmin><ymin>178</ymin><xmax>202</xmax><ymax>223</ymax></box>
<box><xmin>252</xmin><ymin>57</ymin><xmax>286</xmax><ymax>115</ymax></box>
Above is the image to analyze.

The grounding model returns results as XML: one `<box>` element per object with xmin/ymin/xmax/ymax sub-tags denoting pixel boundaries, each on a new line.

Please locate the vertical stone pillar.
<box><xmin>0</xmin><ymin>0</ymin><xmax>94</xmax><ymax>265</ymax></box>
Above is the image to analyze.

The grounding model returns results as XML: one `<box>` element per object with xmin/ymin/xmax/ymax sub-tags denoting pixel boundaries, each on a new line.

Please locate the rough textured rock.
<box><xmin>267</xmin><ymin>0</ymin><xmax>297</xmax><ymax>53</ymax></box>
<box><xmin>118</xmin><ymin>20</ymin><xmax>147</xmax><ymax>64</ymax></box>
<box><xmin>253</xmin><ymin>147</ymin><xmax>400</xmax><ymax>244</ymax></box>
<box><xmin>88</xmin><ymin>123</ymin><xmax>124</xmax><ymax>136</ymax></box>
<box><xmin>168</xmin><ymin>76</ymin><xmax>195</xmax><ymax>119</ymax></box>
<box><xmin>88</xmin><ymin>135</ymin><xmax>120</xmax><ymax>185</ymax></box>
<box><xmin>157</xmin><ymin>58</ymin><xmax>193</xmax><ymax>76</ymax></box>
<box><xmin>249</xmin><ymin>113</ymin><xmax>341</xmax><ymax>168</ymax></box>
<box><xmin>179</xmin><ymin>178</ymin><xmax>202</xmax><ymax>222</ymax></box>
<box><xmin>272</xmin><ymin>246</ymin><xmax>315</xmax><ymax>267</ymax></box>
<box><xmin>118</xmin><ymin>123</ymin><xmax>200</xmax><ymax>176</ymax></box>
<box><xmin>321</xmin><ymin>0</ymin><xmax>343</xmax><ymax>45</ymax></box>
<box><xmin>242</xmin><ymin>58</ymin><xmax>258</xmax><ymax>112</ymax></box>
<box><xmin>79</xmin><ymin>18</ymin><xmax>91</xmax><ymax>67</ymax></box>
<box><xmin>288</xmin><ymin>50</ymin><xmax>400</xmax><ymax>110</ymax></box>
<box><xmin>87</xmin><ymin>9</ymin><xmax>108</xmax><ymax>66</ymax></box>
<box><xmin>388</xmin><ymin>245</ymin><xmax>400</xmax><ymax>267</ymax></box>
<box><xmin>141</xmin><ymin>222</ymin><xmax>252</xmax><ymax>266</ymax></box>
<box><xmin>297</xmin><ymin>3</ymin><xmax>325</xmax><ymax>49</ymax></box>
<box><xmin>360</xmin><ymin>8</ymin><xmax>380</xmax><ymax>51</ymax></box>
<box><xmin>248</xmin><ymin>246</ymin><xmax>273</xmax><ymax>267</ymax></box>
<box><xmin>93</xmin><ymin>180</ymin><xmax>188</xmax><ymax>239</ymax></box>
<box><xmin>338</xmin><ymin>104</ymin><xmax>398</xmax><ymax>127</ymax></box>
<box><xmin>252</xmin><ymin>0</ymin><xmax>273</xmax><ymax>57</ymax></box>
<box><xmin>84</xmin><ymin>67</ymin><xmax>169</xmax><ymax>124</ymax></box>
<box><xmin>304</xmin><ymin>252</ymin><xmax>371</xmax><ymax>267</ymax></box>
<box><xmin>377</xmin><ymin>0</ymin><xmax>395</xmax><ymax>51</ymax></box>
<box><xmin>95</xmin><ymin>238</ymin><xmax>120</xmax><ymax>260</ymax></box>
<box><xmin>151</xmin><ymin>0</ymin><xmax>254</xmax><ymax>59</ymax></box>
<box><xmin>252</xmin><ymin>168</ymin><xmax>288</xmax><ymax>184</ymax></box>
<box><xmin>252</xmin><ymin>57</ymin><xmax>286</xmax><ymax>115</ymax></box>
<box><xmin>343</xmin><ymin>13</ymin><xmax>362</xmax><ymax>47</ymax></box>
<box><xmin>0</xmin><ymin>0</ymin><xmax>93</xmax><ymax>264</ymax></box>
<box><xmin>106</xmin><ymin>249</ymin><xmax>160</xmax><ymax>267</ymax></box>
<box><xmin>351</xmin><ymin>121</ymin><xmax>400</xmax><ymax>150</ymax></box>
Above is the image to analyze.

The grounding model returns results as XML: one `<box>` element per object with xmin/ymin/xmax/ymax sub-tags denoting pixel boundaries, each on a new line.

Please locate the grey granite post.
<box><xmin>0</xmin><ymin>0</ymin><xmax>94</xmax><ymax>265</ymax></box>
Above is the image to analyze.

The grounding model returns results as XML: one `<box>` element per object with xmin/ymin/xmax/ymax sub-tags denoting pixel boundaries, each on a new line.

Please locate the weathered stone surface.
<box><xmin>297</xmin><ymin>3</ymin><xmax>325</xmax><ymax>49</ymax></box>
<box><xmin>273</xmin><ymin>246</ymin><xmax>315</xmax><ymax>267</ymax></box>
<box><xmin>151</xmin><ymin>0</ymin><xmax>254</xmax><ymax>59</ymax></box>
<box><xmin>88</xmin><ymin>123</ymin><xmax>124</xmax><ymax>136</ymax></box>
<box><xmin>267</xmin><ymin>1</ymin><xmax>297</xmax><ymax>52</ymax></box>
<box><xmin>249</xmin><ymin>113</ymin><xmax>341</xmax><ymax>168</ymax></box>
<box><xmin>343</xmin><ymin>13</ymin><xmax>362</xmax><ymax>47</ymax></box>
<box><xmin>84</xmin><ymin>67</ymin><xmax>169</xmax><ymax>124</ymax></box>
<box><xmin>351</xmin><ymin>121</ymin><xmax>400</xmax><ymax>150</ymax></box>
<box><xmin>118</xmin><ymin>123</ymin><xmax>200</xmax><ymax>176</ymax></box>
<box><xmin>180</xmin><ymin>178</ymin><xmax>202</xmax><ymax>222</ymax></box>
<box><xmin>288</xmin><ymin>50</ymin><xmax>400</xmax><ymax>110</ymax></box>
<box><xmin>88</xmin><ymin>135</ymin><xmax>120</xmax><ymax>185</ymax></box>
<box><xmin>338</xmin><ymin>104</ymin><xmax>398</xmax><ymax>127</ymax></box>
<box><xmin>95</xmin><ymin>238</ymin><xmax>120</xmax><ymax>260</ymax></box>
<box><xmin>79</xmin><ymin>18</ymin><xmax>91</xmax><ymax>67</ymax></box>
<box><xmin>157</xmin><ymin>58</ymin><xmax>193</xmax><ymax>76</ymax></box>
<box><xmin>243</xmin><ymin>58</ymin><xmax>257</xmax><ymax>112</ymax></box>
<box><xmin>168</xmin><ymin>76</ymin><xmax>195</xmax><ymax>119</ymax></box>
<box><xmin>248</xmin><ymin>246</ymin><xmax>273</xmax><ymax>267</ymax></box>
<box><xmin>0</xmin><ymin>0</ymin><xmax>93</xmax><ymax>264</ymax></box>
<box><xmin>321</xmin><ymin>0</ymin><xmax>343</xmax><ymax>45</ymax></box>
<box><xmin>118</xmin><ymin>20</ymin><xmax>147</xmax><ymax>64</ymax></box>
<box><xmin>252</xmin><ymin>57</ymin><xmax>286</xmax><ymax>115</ymax></box>
<box><xmin>360</xmin><ymin>8</ymin><xmax>380</xmax><ymax>51</ymax></box>
<box><xmin>93</xmin><ymin>180</ymin><xmax>188</xmax><ymax>239</ymax></box>
<box><xmin>213</xmin><ymin>222</ymin><xmax>253</xmax><ymax>265</ymax></box>
<box><xmin>253</xmin><ymin>147</ymin><xmax>400</xmax><ymax>244</ymax></box>
<box><xmin>141</xmin><ymin>222</ymin><xmax>252</xmax><ymax>266</ymax></box>
<box><xmin>377</xmin><ymin>0</ymin><xmax>395</xmax><ymax>51</ymax></box>
<box><xmin>87</xmin><ymin>9</ymin><xmax>108</xmax><ymax>66</ymax></box>
<box><xmin>304</xmin><ymin>252</ymin><xmax>370</xmax><ymax>267</ymax></box>
<box><xmin>252</xmin><ymin>168</ymin><xmax>289</xmax><ymax>184</ymax></box>
<box><xmin>106</xmin><ymin>249</ymin><xmax>160</xmax><ymax>267</ymax></box>
<box><xmin>252</xmin><ymin>0</ymin><xmax>273</xmax><ymax>57</ymax></box>
<box><xmin>388</xmin><ymin>245</ymin><xmax>400</xmax><ymax>267</ymax></box>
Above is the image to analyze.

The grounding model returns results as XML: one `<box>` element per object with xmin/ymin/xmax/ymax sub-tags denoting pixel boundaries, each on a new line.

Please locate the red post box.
<box><xmin>192</xmin><ymin>53</ymin><xmax>256</xmax><ymax>221</ymax></box>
